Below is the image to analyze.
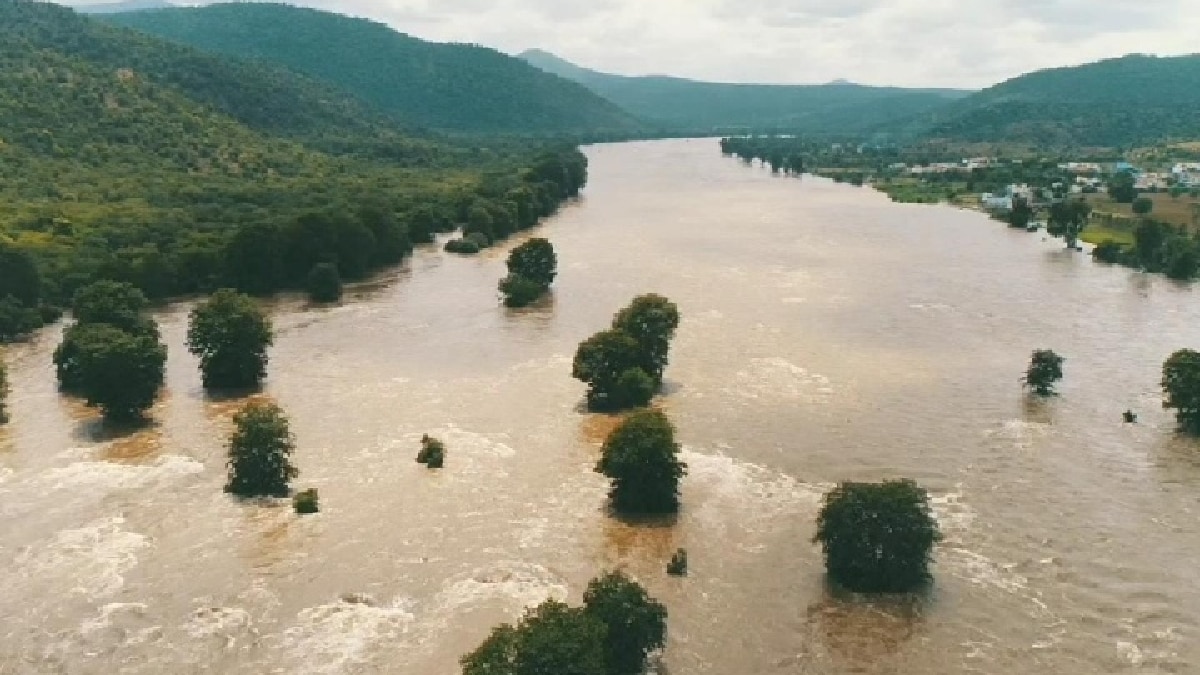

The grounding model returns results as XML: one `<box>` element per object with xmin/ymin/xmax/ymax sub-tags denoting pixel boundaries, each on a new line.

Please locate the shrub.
<box><xmin>667</xmin><ymin>548</ymin><xmax>688</xmax><ymax>576</ymax></box>
<box><xmin>417</xmin><ymin>434</ymin><xmax>445</xmax><ymax>468</ymax></box>
<box><xmin>187</xmin><ymin>289</ymin><xmax>273</xmax><ymax>390</ymax></box>
<box><xmin>306</xmin><ymin>262</ymin><xmax>343</xmax><ymax>303</ymax></box>
<box><xmin>226</xmin><ymin>401</ymin><xmax>298</xmax><ymax>498</ymax></box>
<box><xmin>466</xmin><ymin>231</ymin><xmax>491</xmax><ymax>248</ymax></box>
<box><xmin>1091</xmin><ymin>239</ymin><xmax>1126</xmax><ymax>264</ymax></box>
<box><xmin>444</xmin><ymin>238</ymin><xmax>480</xmax><ymax>255</ymax></box>
<box><xmin>293</xmin><ymin>488</ymin><xmax>319</xmax><ymax>514</ymax></box>
<box><xmin>814</xmin><ymin>480</ymin><xmax>941</xmax><ymax>593</ymax></box>
<box><xmin>596</xmin><ymin>409</ymin><xmax>687</xmax><ymax>515</ymax></box>
<box><xmin>0</xmin><ymin>295</ymin><xmax>41</xmax><ymax>342</ymax></box>
<box><xmin>1163</xmin><ymin>349</ymin><xmax>1200</xmax><ymax>434</ymax></box>
<box><xmin>1132</xmin><ymin>196</ymin><xmax>1154</xmax><ymax>216</ymax></box>
<box><xmin>71</xmin><ymin>281</ymin><xmax>153</xmax><ymax>335</ymax></box>
<box><xmin>1023</xmin><ymin>349</ymin><xmax>1064</xmax><ymax>396</ymax></box>
<box><xmin>615</xmin><ymin>368</ymin><xmax>656</xmax><ymax>409</ymax></box>
<box><xmin>499</xmin><ymin>274</ymin><xmax>546</xmax><ymax>308</ymax></box>
<box><xmin>506</xmin><ymin>238</ymin><xmax>557</xmax><ymax>287</ymax></box>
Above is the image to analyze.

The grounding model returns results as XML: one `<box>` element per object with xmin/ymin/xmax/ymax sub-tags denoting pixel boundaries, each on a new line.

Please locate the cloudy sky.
<box><xmin>71</xmin><ymin>0</ymin><xmax>1200</xmax><ymax>89</ymax></box>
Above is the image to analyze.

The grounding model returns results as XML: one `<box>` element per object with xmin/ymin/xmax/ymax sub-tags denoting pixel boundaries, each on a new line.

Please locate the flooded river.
<box><xmin>2</xmin><ymin>138</ymin><xmax>1200</xmax><ymax>674</ymax></box>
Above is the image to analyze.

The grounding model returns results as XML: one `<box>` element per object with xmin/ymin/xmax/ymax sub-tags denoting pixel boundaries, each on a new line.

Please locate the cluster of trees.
<box><xmin>1093</xmin><ymin>219</ymin><xmax>1200</xmax><ymax>280</ymax></box>
<box><xmin>572</xmin><ymin>295</ymin><xmax>680</xmax><ymax>411</ymax></box>
<box><xmin>720</xmin><ymin>137</ymin><xmax>807</xmax><ymax>175</ymax></box>
<box><xmin>500</xmin><ymin>238</ymin><xmax>557</xmax><ymax>308</ymax></box>
<box><xmin>461</xmin><ymin>571</ymin><xmax>667</xmax><ymax>675</ymax></box>
<box><xmin>52</xmin><ymin>281</ymin><xmax>167</xmax><ymax>423</ymax></box>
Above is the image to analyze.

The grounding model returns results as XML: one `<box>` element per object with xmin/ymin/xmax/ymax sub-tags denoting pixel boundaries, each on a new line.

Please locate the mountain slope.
<box><xmin>75</xmin><ymin>1</ymin><xmax>174</xmax><ymax>14</ymax></box>
<box><xmin>519</xmin><ymin>49</ymin><xmax>971</xmax><ymax>133</ymax></box>
<box><xmin>105</xmin><ymin>4</ymin><xmax>643</xmax><ymax>134</ymax></box>
<box><xmin>4</xmin><ymin>0</ymin><xmax>388</xmax><ymax>139</ymax></box>
<box><xmin>920</xmin><ymin>54</ymin><xmax>1200</xmax><ymax>147</ymax></box>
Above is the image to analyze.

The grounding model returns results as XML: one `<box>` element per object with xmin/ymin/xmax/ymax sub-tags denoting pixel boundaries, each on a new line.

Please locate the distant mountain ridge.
<box><xmin>76</xmin><ymin>1</ymin><xmax>174</xmax><ymax>14</ymax></box>
<box><xmin>518</xmin><ymin>49</ymin><xmax>972</xmax><ymax>134</ymax></box>
<box><xmin>916</xmin><ymin>54</ymin><xmax>1200</xmax><ymax>147</ymax></box>
<box><xmin>105</xmin><ymin>4</ymin><xmax>643</xmax><ymax>134</ymax></box>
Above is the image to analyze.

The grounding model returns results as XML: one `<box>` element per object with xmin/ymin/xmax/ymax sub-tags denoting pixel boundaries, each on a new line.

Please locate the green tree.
<box><xmin>1132</xmin><ymin>196</ymin><xmax>1154</xmax><ymax>216</ymax></box>
<box><xmin>596</xmin><ymin>409</ymin><xmax>687</xmax><ymax>515</ymax></box>
<box><xmin>306</xmin><ymin>262</ymin><xmax>343</xmax><ymax>303</ymax></box>
<box><xmin>612</xmin><ymin>294</ymin><xmax>681</xmax><ymax>385</ymax></box>
<box><xmin>0</xmin><ymin>243</ymin><xmax>42</xmax><ymax>307</ymax></box>
<box><xmin>226</xmin><ymin>401</ymin><xmax>298</xmax><ymax>497</ymax></box>
<box><xmin>461</xmin><ymin>600</ymin><xmax>607</xmax><ymax>675</ymax></box>
<box><xmin>70</xmin><ymin>323</ymin><xmax>167</xmax><ymax>423</ymax></box>
<box><xmin>506</xmin><ymin>238</ymin><xmax>557</xmax><ymax>287</ymax></box>
<box><xmin>499</xmin><ymin>274</ymin><xmax>546</xmax><ymax>308</ymax></box>
<box><xmin>1109</xmin><ymin>171</ymin><xmax>1137</xmax><ymax>204</ymax></box>
<box><xmin>1162</xmin><ymin>349</ymin><xmax>1200</xmax><ymax>434</ymax></box>
<box><xmin>572</xmin><ymin>329</ymin><xmax>645</xmax><ymax>411</ymax></box>
<box><xmin>187</xmin><ymin>289</ymin><xmax>273</xmax><ymax>390</ymax></box>
<box><xmin>1006</xmin><ymin>196</ymin><xmax>1033</xmax><ymax>229</ymax></box>
<box><xmin>1047</xmin><ymin>199</ymin><xmax>1091</xmax><ymax>249</ymax></box>
<box><xmin>1023</xmin><ymin>349</ymin><xmax>1064</xmax><ymax>396</ymax></box>
<box><xmin>814</xmin><ymin>480</ymin><xmax>941</xmax><ymax>593</ymax></box>
<box><xmin>582</xmin><ymin>571</ymin><xmax>668</xmax><ymax>675</ymax></box>
<box><xmin>1165</xmin><ymin>237</ymin><xmax>1200</xmax><ymax>280</ymax></box>
<box><xmin>70</xmin><ymin>281</ymin><xmax>154</xmax><ymax>335</ymax></box>
<box><xmin>0</xmin><ymin>295</ymin><xmax>42</xmax><ymax>342</ymax></box>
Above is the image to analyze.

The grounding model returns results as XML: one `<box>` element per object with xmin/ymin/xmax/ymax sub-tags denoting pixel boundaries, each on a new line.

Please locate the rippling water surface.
<box><xmin>2</xmin><ymin>139</ymin><xmax>1200</xmax><ymax>674</ymax></box>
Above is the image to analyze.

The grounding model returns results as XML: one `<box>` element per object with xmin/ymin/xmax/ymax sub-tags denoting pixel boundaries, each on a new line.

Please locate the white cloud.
<box><xmin>68</xmin><ymin>0</ymin><xmax>1200</xmax><ymax>88</ymax></box>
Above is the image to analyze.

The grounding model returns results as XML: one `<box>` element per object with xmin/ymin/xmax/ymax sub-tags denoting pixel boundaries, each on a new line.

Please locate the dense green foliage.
<box><xmin>814</xmin><ymin>480</ymin><xmax>941</xmax><ymax>593</ymax></box>
<box><xmin>1091</xmin><ymin>219</ymin><xmax>1200</xmax><ymax>280</ymax></box>
<box><xmin>500</xmin><ymin>238</ymin><xmax>557</xmax><ymax>307</ymax></box>
<box><xmin>306</xmin><ymin>263</ymin><xmax>343</xmax><ymax>304</ymax></box>
<box><xmin>461</xmin><ymin>571</ymin><xmax>667</xmax><ymax>675</ymax></box>
<box><xmin>293</xmin><ymin>488</ymin><xmax>319</xmax><ymax>515</ymax></box>
<box><xmin>596</xmin><ymin>410</ymin><xmax>687</xmax><ymax>515</ymax></box>
<box><xmin>66</xmin><ymin>322</ymin><xmax>167</xmax><ymax>423</ymax></box>
<box><xmin>0</xmin><ymin>2</ymin><xmax>591</xmax><ymax>342</ymax></box>
<box><xmin>1023</xmin><ymin>349</ymin><xmax>1064</xmax><ymax>396</ymax></box>
<box><xmin>520</xmin><ymin>49</ymin><xmax>968</xmax><ymax>134</ymax></box>
<box><xmin>226</xmin><ymin>401</ymin><xmax>297</xmax><ymax>498</ymax></box>
<box><xmin>573</xmin><ymin>295</ymin><xmax>680</xmax><ymax>411</ymax></box>
<box><xmin>921</xmin><ymin>55</ymin><xmax>1200</xmax><ymax>147</ymax></box>
<box><xmin>106</xmin><ymin>4</ymin><xmax>641</xmax><ymax>134</ymax></box>
<box><xmin>1162</xmin><ymin>349</ymin><xmax>1200</xmax><ymax>435</ymax></box>
<box><xmin>1133</xmin><ymin>197</ymin><xmax>1154</xmax><ymax>216</ymax></box>
<box><xmin>1047</xmin><ymin>200</ymin><xmax>1091</xmax><ymax>249</ymax></box>
<box><xmin>187</xmin><ymin>289</ymin><xmax>273</xmax><ymax>390</ymax></box>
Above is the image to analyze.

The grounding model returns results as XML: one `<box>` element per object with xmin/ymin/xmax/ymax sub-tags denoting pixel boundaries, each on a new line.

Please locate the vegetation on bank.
<box><xmin>462</xmin><ymin>570</ymin><xmax>667</xmax><ymax>675</ymax></box>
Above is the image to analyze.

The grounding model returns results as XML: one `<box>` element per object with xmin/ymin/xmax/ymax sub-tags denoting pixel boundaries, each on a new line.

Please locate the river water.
<box><xmin>2</xmin><ymin>138</ymin><xmax>1200</xmax><ymax>674</ymax></box>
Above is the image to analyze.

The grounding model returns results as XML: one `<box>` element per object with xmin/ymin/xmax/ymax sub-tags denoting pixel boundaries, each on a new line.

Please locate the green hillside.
<box><xmin>0</xmin><ymin>1</ymin><xmax>588</xmax><ymax>340</ymax></box>
<box><xmin>519</xmin><ymin>49</ymin><xmax>970</xmax><ymax>134</ymax></box>
<box><xmin>921</xmin><ymin>54</ymin><xmax>1200</xmax><ymax>148</ymax></box>
<box><xmin>105</xmin><ymin>3</ymin><xmax>643</xmax><ymax>134</ymax></box>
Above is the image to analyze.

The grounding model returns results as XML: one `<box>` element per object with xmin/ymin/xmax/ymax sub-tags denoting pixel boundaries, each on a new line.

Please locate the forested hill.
<box><xmin>919</xmin><ymin>54</ymin><xmax>1200</xmax><ymax>148</ymax></box>
<box><xmin>76</xmin><ymin>1</ymin><xmax>174</xmax><ymax>14</ymax></box>
<box><xmin>104</xmin><ymin>3</ymin><xmax>644</xmax><ymax>134</ymax></box>
<box><xmin>519</xmin><ymin>49</ymin><xmax>971</xmax><ymax>134</ymax></box>
<box><xmin>2</xmin><ymin>0</ymin><xmax>388</xmax><ymax>139</ymax></box>
<box><xmin>0</xmin><ymin>0</ymin><xmax>590</xmax><ymax>340</ymax></box>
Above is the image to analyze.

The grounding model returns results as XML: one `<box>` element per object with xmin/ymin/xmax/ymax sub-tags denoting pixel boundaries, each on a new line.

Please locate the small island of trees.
<box><xmin>226</xmin><ymin>401</ymin><xmax>298</xmax><ymax>498</ymax></box>
<box><xmin>1023</xmin><ymin>349</ymin><xmax>1064</xmax><ymax>396</ymax></box>
<box><xmin>499</xmin><ymin>238</ymin><xmax>557</xmax><ymax>308</ymax></box>
<box><xmin>461</xmin><ymin>570</ymin><xmax>667</xmax><ymax>675</ymax></box>
<box><xmin>815</xmin><ymin>480</ymin><xmax>941</xmax><ymax>593</ymax></box>
<box><xmin>573</xmin><ymin>294</ymin><xmax>680</xmax><ymax>411</ymax></box>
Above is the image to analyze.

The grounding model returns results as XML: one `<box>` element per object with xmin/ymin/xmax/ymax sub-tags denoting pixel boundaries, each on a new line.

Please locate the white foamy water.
<box><xmin>730</xmin><ymin>357</ymin><xmax>835</xmax><ymax>400</ymax></box>
<box><xmin>14</xmin><ymin>517</ymin><xmax>150</xmax><ymax>598</ymax></box>
<box><xmin>281</xmin><ymin>595</ymin><xmax>416</xmax><ymax>675</ymax></box>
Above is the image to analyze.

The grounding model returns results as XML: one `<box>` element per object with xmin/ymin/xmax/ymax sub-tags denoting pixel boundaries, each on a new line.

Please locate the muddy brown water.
<box><xmin>2</xmin><ymin>138</ymin><xmax>1200</xmax><ymax>674</ymax></box>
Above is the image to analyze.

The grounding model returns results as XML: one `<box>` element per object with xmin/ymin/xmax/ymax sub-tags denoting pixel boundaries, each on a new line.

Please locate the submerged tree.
<box><xmin>611</xmin><ymin>294</ymin><xmax>681</xmax><ymax>385</ymax></box>
<box><xmin>226</xmin><ymin>401</ymin><xmax>298</xmax><ymax>498</ymax></box>
<box><xmin>582</xmin><ymin>571</ymin><xmax>668</xmax><ymax>675</ymax></box>
<box><xmin>500</xmin><ymin>238</ymin><xmax>557</xmax><ymax>308</ymax></box>
<box><xmin>1162</xmin><ymin>349</ymin><xmax>1200</xmax><ymax>434</ymax></box>
<box><xmin>1023</xmin><ymin>349</ymin><xmax>1064</xmax><ymax>396</ymax></box>
<box><xmin>499</xmin><ymin>275</ymin><xmax>547</xmax><ymax>309</ymax></box>
<box><xmin>461</xmin><ymin>600</ymin><xmax>607</xmax><ymax>675</ymax></box>
<box><xmin>70</xmin><ymin>280</ymin><xmax>154</xmax><ymax>335</ymax></box>
<box><xmin>814</xmin><ymin>480</ymin><xmax>941</xmax><ymax>593</ymax></box>
<box><xmin>596</xmin><ymin>409</ymin><xmax>687</xmax><ymax>515</ymax></box>
<box><xmin>70</xmin><ymin>323</ymin><xmax>167</xmax><ymax>423</ymax></box>
<box><xmin>573</xmin><ymin>294</ymin><xmax>680</xmax><ymax>412</ymax></box>
<box><xmin>187</xmin><ymin>289</ymin><xmax>273</xmax><ymax>390</ymax></box>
